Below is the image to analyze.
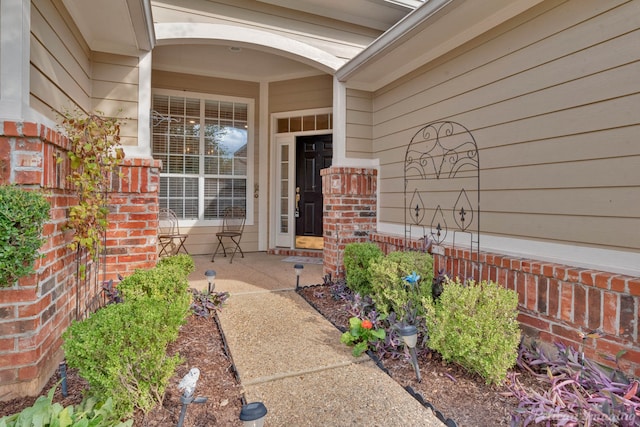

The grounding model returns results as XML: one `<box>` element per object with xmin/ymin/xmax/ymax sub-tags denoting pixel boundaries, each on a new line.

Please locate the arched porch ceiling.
<box><xmin>154</xmin><ymin>23</ymin><xmax>345</xmax><ymax>80</ymax></box>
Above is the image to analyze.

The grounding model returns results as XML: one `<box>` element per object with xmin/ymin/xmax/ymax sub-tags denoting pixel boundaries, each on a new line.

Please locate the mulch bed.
<box><xmin>0</xmin><ymin>285</ymin><xmax>541</xmax><ymax>426</ymax></box>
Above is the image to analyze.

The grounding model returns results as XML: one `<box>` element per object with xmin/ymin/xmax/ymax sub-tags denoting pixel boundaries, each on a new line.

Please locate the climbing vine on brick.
<box><xmin>59</xmin><ymin>110</ymin><xmax>124</xmax><ymax>264</ymax></box>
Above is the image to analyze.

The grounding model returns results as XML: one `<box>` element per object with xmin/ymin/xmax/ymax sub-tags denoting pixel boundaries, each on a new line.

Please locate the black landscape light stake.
<box><xmin>293</xmin><ymin>264</ymin><xmax>304</xmax><ymax>290</ymax></box>
<box><xmin>240</xmin><ymin>402</ymin><xmax>268</xmax><ymax>427</ymax></box>
<box><xmin>177</xmin><ymin>368</ymin><xmax>207</xmax><ymax>427</ymax></box>
<box><xmin>398</xmin><ymin>324</ymin><xmax>422</xmax><ymax>383</ymax></box>
<box><xmin>58</xmin><ymin>361</ymin><xmax>68</xmax><ymax>397</ymax></box>
<box><xmin>205</xmin><ymin>269</ymin><xmax>216</xmax><ymax>294</ymax></box>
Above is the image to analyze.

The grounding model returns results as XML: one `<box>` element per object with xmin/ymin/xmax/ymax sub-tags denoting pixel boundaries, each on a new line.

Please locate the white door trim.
<box><xmin>269</xmin><ymin>108</ymin><xmax>333</xmax><ymax>250</ymax></box>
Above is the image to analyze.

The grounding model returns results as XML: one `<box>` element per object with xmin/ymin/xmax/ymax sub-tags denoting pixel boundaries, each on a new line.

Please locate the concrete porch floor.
<box><xmin>187</xmin><ymin>253</ymin><xmax>443</xmax><ymax>426</ymax></box>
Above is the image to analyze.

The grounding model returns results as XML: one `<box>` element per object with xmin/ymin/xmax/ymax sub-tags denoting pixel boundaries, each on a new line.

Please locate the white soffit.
<box><xmin>62</xmin><ymin>0</ymin><xmax>155</xmax><ymax>55</ymax></box>
<box><xmin>337</xmin><ymin>0</ymin><xmax>546</xmax><ymax>91</ymax></box>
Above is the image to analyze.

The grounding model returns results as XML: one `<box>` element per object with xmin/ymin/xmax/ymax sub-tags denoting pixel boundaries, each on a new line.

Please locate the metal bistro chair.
<box><xmin>158</xmin><ymin>208</ymin><xmax>189</xmax><ymax>257</ymax></box>
<box><xmin>211</xmin><ymin>207</ymin><xmax>246</xmax><ymax>263</ymax></box>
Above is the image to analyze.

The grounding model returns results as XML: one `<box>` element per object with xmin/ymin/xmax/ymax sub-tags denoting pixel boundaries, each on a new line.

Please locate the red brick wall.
<box><xmin>371</xmin><ymin>232</ymin><xmax>640</xmax><ymax>376</ymax></box>
<box><xmin>0</xmin><ymin>121</ymin><xmax>160</xmax><ymax>400</ymax></box>
<box><xmin>321</xmin><ymin>167</ymin><xmax>377</xmax><ymax>279</ymax></box>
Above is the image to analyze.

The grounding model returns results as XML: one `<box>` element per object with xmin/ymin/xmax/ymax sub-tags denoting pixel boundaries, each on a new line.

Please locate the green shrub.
<box><xmin>63</xmin><ymin>297</ymin><xmax>186</xmax><ymax>418</ymax></box>
<box><xmin>116</xmin><ymin>261</ymin><xmax>191</xmax><ymax>308</ymax></box>
<box><xmin>368</xmin><ymin>251</ymin><xmax>434</xmax><ymax>320</ymax></box>
<box><xmin>0</xmin><ymin>384</ymin><xmax>132</xmax><ymax>426</ymax></box>
<box><xmin>157</xmin><ymin>254</ymin><xmax>195</xmax><ymax>275</ymax></box>
<box><xmin>426</xmin><ymin>278</ymin><xmax>521</xmax><ymax>385</ymax></box>
<box><xmin>0</xmin><ymin>185</ymin><xmax>49</xmax><ymax>288</ymax></box>
<box><xmin>343</xmin><ymin>242</ymin><xmax>383</xmax><ymax>295</ymax></box>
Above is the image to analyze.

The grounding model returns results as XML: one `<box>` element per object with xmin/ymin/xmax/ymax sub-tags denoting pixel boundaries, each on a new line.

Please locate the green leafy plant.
<box><xmin>116</xmin><ymin>261</ymin><xmax>191</xmax><ymax>309</ymax></box>
<box><xmin>156</xmin><ymin>253</ymin><xmax>195</xmax><ymax>275</ymax></box>
<box><xmin>63</xmin><ymin>297</ymin><xmax>185</xmax><ymax>418</ymax></box>
<box><xmin>0</xmin><ymin>185</ymin><xmax>49</xmax><ymax>287</ymax></box>
<box><xmin>0</xmin><ymin>384</ymin><xmax>132</xmax><ymax>426</ymax></box>
<box><xmin>368</xmin><ymin>251</ymin><xmax>434</xmax><ymax>320</ymax></box>
<box><xmin>426</xmin><ymin>278</ymin><xmax>521</xmax><ymax>385</ymax></box>
<box><xmin>340</xmin><ymin>316</ymin><xmax>387</xmax><ymax>357</ymax></box>
<box><xmin>58</xmin><ymin>110</ymin><xmax>124</xmax><ymax>262</ymax></box>
<box><xmin>343</xmin><ymin>242</ymin><xmax>383</xmax><ymax>296</ymax></box>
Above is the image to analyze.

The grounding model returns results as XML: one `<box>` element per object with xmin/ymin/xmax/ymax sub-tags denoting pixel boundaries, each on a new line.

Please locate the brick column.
<box><xmin>321</xmin><ymin>166</ymin><xmax>377</xmax><ymax>279</ymax></box>
<box><xmin>105</xmin><ymin>158</ymin><xmax>161</xmax><ymax>281</ymax></box>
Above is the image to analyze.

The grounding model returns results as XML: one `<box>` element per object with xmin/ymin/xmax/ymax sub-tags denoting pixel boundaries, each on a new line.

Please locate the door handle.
<box><xmin>295</xmin><ymin>187</ymin><xmax>300</xmax><ymax>210</ymax></box>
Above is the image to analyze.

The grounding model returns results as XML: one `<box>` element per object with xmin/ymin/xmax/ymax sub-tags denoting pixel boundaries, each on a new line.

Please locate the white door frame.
<box><xmin>269</xmin><ymin>108</ymin><xmax>332</xmax><ymax>250</ymax></box>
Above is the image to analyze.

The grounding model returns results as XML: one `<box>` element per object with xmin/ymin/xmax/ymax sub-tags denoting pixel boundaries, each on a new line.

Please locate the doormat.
<box><xmin>281</xmin><ymin>256</ymin><xmax>323</xmax><ymax>265</ymax></box>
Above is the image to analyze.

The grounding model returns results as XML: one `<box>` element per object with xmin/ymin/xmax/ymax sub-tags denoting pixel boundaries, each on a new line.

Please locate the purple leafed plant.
<box><xmin>508</xmin><ymin>341</ymin><xmax>639</xmax><ymax>426</ymax></box>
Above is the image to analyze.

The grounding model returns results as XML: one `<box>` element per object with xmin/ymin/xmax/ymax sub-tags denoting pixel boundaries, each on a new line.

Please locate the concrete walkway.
<box><xmin>188</xmin><ymin>253</ymin><xmax>443</xmax><ymax>426</ymax></box>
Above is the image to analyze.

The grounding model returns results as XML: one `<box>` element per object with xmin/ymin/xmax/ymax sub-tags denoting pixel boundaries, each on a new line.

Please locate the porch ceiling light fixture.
<box><xmin>398</xmin><ymin>324</ymin><xmax>422</xmax><ymax>382</ymax></box>
<box><xmin>294</xmin><ymin>264</ymin><xmax>304</xmax><ymax>290</ymax></box>
<box><xmin>205</xmin><ymin>269</ymin><xmax>216</xmax><ymax>294</ymax></box>
<box><xmin>239</xmin><ymin>402</ymin><xmax>268</xmax><ymax>427</ymax></box>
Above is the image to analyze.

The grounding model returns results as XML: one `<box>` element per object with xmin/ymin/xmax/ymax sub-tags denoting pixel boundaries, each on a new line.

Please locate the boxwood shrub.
<box><xmin>343</xmin><ymin>242</ymin><xmax>383</xmax><ymax>296</ymax></box>
<box><xmin>368</xmin><ymin>250</ymin><xmax>434</xmax><ymax>320</ymax></box>
<box><xmin>426</xmin><ymin>278</ymin><xmax>521</xmax><ymax>385</ymax></box>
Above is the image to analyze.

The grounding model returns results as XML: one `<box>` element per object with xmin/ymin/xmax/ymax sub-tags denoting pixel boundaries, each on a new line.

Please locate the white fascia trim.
<box><xmin>377</xmin><ymin>222</ymin><xmax>640</xmax><ymax>277</ymax></box>
<box><xmin>155</xmin><ymin>23</ymin><xmax>345</xmax><ymax>73</ymax></box>
<box><xmin>336</xmin><ymin>0</ymin><xmax>454</xmax><ymax>82</ymax></box>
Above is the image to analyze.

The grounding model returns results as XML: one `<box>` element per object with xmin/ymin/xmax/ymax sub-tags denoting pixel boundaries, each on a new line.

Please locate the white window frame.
<box><xmin>152</xmin><ymin>88</ymin><xmax>254</xmax><ymax>226</ymax></box>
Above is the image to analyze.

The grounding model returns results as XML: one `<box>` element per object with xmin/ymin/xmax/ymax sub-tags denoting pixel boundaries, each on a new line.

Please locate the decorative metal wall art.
<box><xmin>404</xmin><ymin>121</ymin><xmax>480</xmax><ymax>264</ymax></box>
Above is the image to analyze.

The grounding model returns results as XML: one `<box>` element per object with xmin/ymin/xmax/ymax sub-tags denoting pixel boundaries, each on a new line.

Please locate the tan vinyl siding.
<box><xmin>372</xmin><ymin>0</ymin><xmax>640</xmax><ymax>253</ymax></box>
<box><xmin>30</xmin><ymin>0</ymin><xmax>91</xmax><ymax>118</ymax></box>
<box><xmin>269</xmin><ymin>75</ymin><xmax>332</xmax><ymax>113</ymax></box>
<box><xmin>92</xmin><ymin>53</ymin><xmax>140</xmax><ymax>147</ymax></box>
<box><xmin>152</xmin><ymin>70</ymin><xmax>260</xmax><ymax>254</ymax></box>
<box><xmin>345</xmin><ymin>89</ymin><xmax>373</xmax><ymax>159</ymax></box>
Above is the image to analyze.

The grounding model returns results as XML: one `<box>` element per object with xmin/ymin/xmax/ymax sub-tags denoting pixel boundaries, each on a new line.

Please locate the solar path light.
<box><xmin>205</xmin><ymin>269</ymin><xmax>216</xmax><ymax>293</ymax></box>
<box><xmin>240</xmin><ymin>402</ymin><xmax>268</xmax><ymax>427</ymax></box>
<box><xmin>293</xmin><ymin>264</ymin><xmax>304</xmax><ymax>290</ymax></box>
<box><xmin>398</xmin><ymin>324</ymin><xmax>422</xmax><ymax>382</ymax></box>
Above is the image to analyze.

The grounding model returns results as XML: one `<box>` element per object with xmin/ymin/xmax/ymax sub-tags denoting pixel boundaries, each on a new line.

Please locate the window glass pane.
<box><xmin>290</xmin><ymin>117</ymin><xmax>301</xmax><ymax>132</ymax></box>
<box><xmin>152</xmin><ymin>93</ymin><xmax>249</xmax><ymax>221</ymax></box>
<box><xmin>205</xmin><ymin>100</ymin><xmax>219</xmax><ymax>118</ymax></box>
<box><xmin>204</xmin><ymin>156</ymin><xmax>218</xmax><ymax>174</ymax></box>
<box><xmin>185</xmin><ymin>156</ymin><xmax>199</xmax><ymax>174</ymax></box>
<box><xmin>220</xmin><ymin>102</ymin><xmax>233</xmax><ymax>120</ymax></box>
<box><xmin>234</xmin><ymin>104</ymin><xmax>247</xmax><ymax>121</ymax></box>
<box><xmin>234</xmin><ymin>157</ymin><xmax>247</xmax><ymax>175</ymax></box>
<box><xmin>277</xmin><ymin>118</ymin><xmax>288</xmax><ymax>133</ymax></box>
<box><xmin>303</xmin><ymin>115</ymin><xmax>315</xmax><ymax>131</ymax></box>
<box><xmin>169</xmin><ymin>97</ymin><xmax>184</xmax><ymax>117</ymax></box>
<box><xmin>316</xmin><ymin>114</ymin><xmax>329</xmax><ymax>130</ymax></box>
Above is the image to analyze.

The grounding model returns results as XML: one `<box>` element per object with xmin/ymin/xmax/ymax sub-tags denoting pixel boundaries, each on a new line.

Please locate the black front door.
<box><xmin>295</xmin><ymin>134</ymin><xmax>332</xmax><ymax>248</ymax></box>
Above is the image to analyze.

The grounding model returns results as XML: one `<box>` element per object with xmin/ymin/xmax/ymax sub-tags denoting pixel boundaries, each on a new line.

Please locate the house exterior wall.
<box><xmin>30</xmin><ymin>0</ymin><xmax>92</xmax><ymax>117</ymax></box>
<box><xmin>339</xmin><ymin>0</ymin><xmax>640</xmax><ymax>375</ymax></box>
<box><xmin>345</xmin><ymin>89</ymin><xmax>373</xmax><ymax>159</ymax></box>
<box><xmin>372</xmin><ymin>0</ymin><xmax>640</xmax><ymax>262</ymax></box>
<box><xmin>91</xmin><ymin>53</ymin><xmax>140</xmax><ymax>147</ymax></box>
<box><xmin>269</xmin><ymin>75</ymin><xmax>333</xmax><ymax>114</ymax></box>
<box><xmin>152</xmin><ymin>70</ymin><xmax>260</xmax><ymax>254</ymax></box>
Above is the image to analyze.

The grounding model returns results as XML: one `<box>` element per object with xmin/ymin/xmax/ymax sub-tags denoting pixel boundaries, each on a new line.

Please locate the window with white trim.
<box><xmin>151</xmin><ymin>91</ymin><xmax>251</xmax><ymax>221</ymax></box>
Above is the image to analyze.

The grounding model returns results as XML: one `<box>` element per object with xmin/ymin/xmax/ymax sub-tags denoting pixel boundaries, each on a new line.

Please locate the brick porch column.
<box><xmin>321</xmin><ymin>167</ymin><xmax>377</xmax><ymax>279</ymax></box>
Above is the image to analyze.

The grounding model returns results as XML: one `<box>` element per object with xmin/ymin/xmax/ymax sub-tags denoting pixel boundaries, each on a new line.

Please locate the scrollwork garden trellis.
<box><xmin>404</xmin><ymin>121</ymin><xmax>480</xmax><ymax>277</ymax></box>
